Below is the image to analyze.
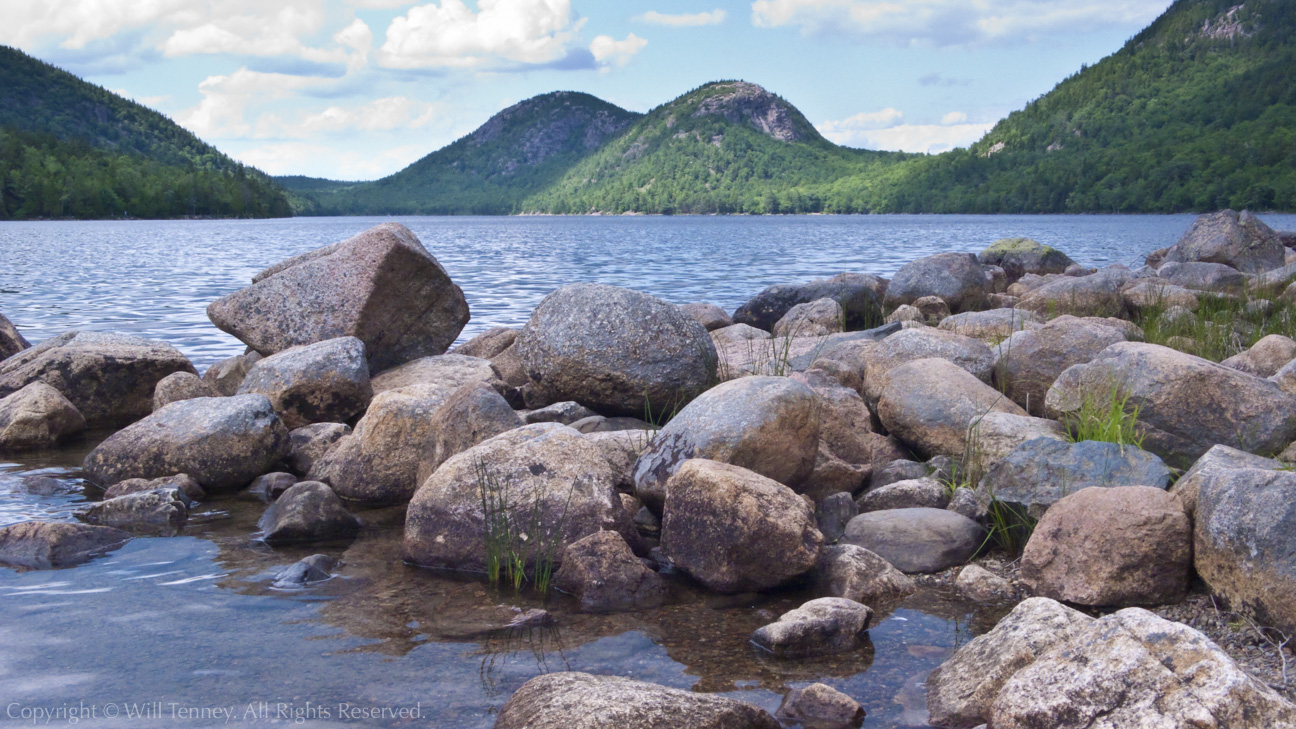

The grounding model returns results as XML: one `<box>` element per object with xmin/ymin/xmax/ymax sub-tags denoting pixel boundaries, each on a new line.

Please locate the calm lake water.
<box><xmin>3</xmin><ymin>213</ymin><xmax>1295</xmax><ymax>729</ymax></box>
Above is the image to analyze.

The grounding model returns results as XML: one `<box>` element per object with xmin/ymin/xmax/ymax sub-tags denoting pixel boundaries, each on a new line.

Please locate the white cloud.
<box><xmin>819</xmin><ymin>108</ymin><xmax>994</xmax><ymax>153</ymax></box>
<box><xmin>236</xmin><ymin>141</ymin><xmax>430</xmax><ymax>179</ymax></box>
<box><xmin>590</xmin><ymin>33</ymin><xmax>647</xmax><ymax>68</ymax></box>
<box><xmin>0</xmin><ymin>0</ymin><xmax>188</xmax><ymax>50</ymax></box>
<box><xmin>634</xmin><ymin>9</ymin><xmax>727</xmax><ymax>27</ymax></box>
<box><xmin>175</xmin><ymin>68</ymin><xmax>324</xmax><ymax>138</ymax></box>
<box><xmin>750</xmin><ymin>0</ymin><xmax>1173</xmax><ymax>46</ymax></box>
<box><xmin>379</xmin><ymin>0</ymin><xmax>584</xmax><ymax>69</ymax></box>
<box><xmin>288</xmin><ymin>97</ymin><xmax>443</xmax><ymax>135</ymax></box>
<box><xmin>941</xmin><ymin>110</ymin><xmax>967</xmax><ymax>124</ymax></box>
<box><xmin>818</xmin><ymin>107</ymin><xmax>904</xmax><ymax>133</ymax></box>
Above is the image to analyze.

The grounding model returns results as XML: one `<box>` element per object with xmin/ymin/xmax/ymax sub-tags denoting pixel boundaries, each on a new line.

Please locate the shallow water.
<box><xmin>3</xmin><ymin>213</ymin><xmax>1295</xmax><ymax>728</ymax></box>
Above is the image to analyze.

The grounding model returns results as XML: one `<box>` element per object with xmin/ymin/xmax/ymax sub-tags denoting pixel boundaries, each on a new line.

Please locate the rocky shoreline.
<box><xmin>4</xmin><ymin>209</ymin><xmax>1296</xmax><ymax>727</ymax></box>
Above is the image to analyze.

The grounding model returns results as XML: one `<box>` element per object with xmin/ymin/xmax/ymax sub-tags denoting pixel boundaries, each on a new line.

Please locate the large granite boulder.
<box><xmin>883</xmin><ymin>253</ymin><xmax>989</xmax><ymax>313</ymax></box>
<box><xmin>207</xmin><ymin>223</ymin><xmax>469</xmax><ymax>372</ymax></box>
<box><xmin>552</xmin><ymin>530</ymin><xmax>666</xmax><ymax>612</ymax></box>
<box><xmin>978</xmin><ymin>438</ymin><xmax>1172</xmax><ymax>520</ymax></box>
<box><xmin>661</xmin><ymin>459</ymin><xmax>822</xmax><ymax>593</ymax></box>
<box><xmin>152</xmin><ymin>371</ymin><xmax>216</xmax><ymax>411</ymax></box>
<box><xmin>515</xmin><ymin>284</ymin><xmax>716</xmax><ymax>416</ymax></box>
<box><xmin>772</xmin><ymin>297</ymin><xmax>844</xmax><ymax>338</ymax></box>
<box><xmin>992</xmin><ymin>316</ymin><xmax>1130</xmax><ymax>415</ymax></box>
<box><xmin>236</xmin><ymin>337</ymin><xmax>372</xmax><ymax>429</ymax></box>
<box><xmin>0</xmin><ymin>521</ymin><xmax>131</xmax><ymax>569</ymax></box>
<box><xmin>733</xmin><ymin>273</ymin><xmax>885</xmax><ymax>331</ymax></box>
<box><xmin>368</xmin><ymin>353</ymin><xmax>500</xmax><ymax>394</ymax></box>
<box><xmin>990</xmin><ymin>608</ymin><xmax>1296</xmax><ymax>727</ymax></box>
<box><xmin>842</xmin><ymin>508</ymin><xmax>984</xmax><ymax>574</ymax></box>
<box><xmin>977</xmin><ymin>238</ymin><xmax>1076</xmax><ymax>283</ymax></box>
<box><xmin>1195</xmin><ymin>466</ymin><xmax>1296</xmax><ymax>635</ymax></box>
<box><xmin>494</xmin><ymin>672</ymin><xmax>780</xmax><ymax>729</ymax></box>
<box><xmin>861</xmin><ymin>327</ymin><xmax>995</xmax><ymax>406</ymax></box>
<box><xmin>404</xmin><ymin>424</ymin><xmax>626</xmax><ymax>571</ymax></box>
<box><xmin>1170</xmin><ymin>443</ymin><xmax>1283</xmax><ymax>516</ymax></box>
<box><xmin>937</xmin><ymin>308</ymin><xmax>1043</xmax><ymax>342</ymax></box>
<box><xmin>631</xmin><ymin>376</ymin><xmax>820</xmax><ymax>512</ymax></box>
<box><xmin>813</xmin><ymin>543</ymin><xmax>916</xmax><ymax>606</ymax></box>
<box><xmin>0</xmin><ymin>382</ymin><xmax>85</xmax><ymax>450</ymax></box>
<box><xmin>0</xmin><ymin>331</ymin><xmax>196</xmax><ymax>427</ymax></box>
<box><xmin>1156</xmin><ymin>260</ymin><xmax>1248</xmax><ymax>293</ymax></box>
<box><xmin>1022</xmin><ymin>486</ymin><xmax>1191</xmax><ymax>607</ymax></box>
<box><xmin>876</xmin><ymin>358</ymin><xmax>1026</xmax><ymax>459</ymax></box>
<box><xmin>1161</xmin><ymin>209</ymin><xmax>1286</xmax><ymax>274</ymax></box>
<box><xmin>751</xmin><ymin>597</ymin><xmax>872</xmax><ymax>658</ymax></box>
<box><xmin>449</xmin><ymin>327</ymin><xmax>518</xmax><ymax>358</ymax></box>
<box><xmin>420</xmin><ymin>382</ymin><xmax>523</xmax><ymax>484</ymax></box>
<box><xmin>1017</xmin><ymin>267</ymin><xmax>1131</xmax><ymax>318</ymax></box>
<box><xmin>1045</xmin><ymin>342</ymin><xmax>1296</xmax><ymax>468</ymax></box>
<box><xmin>1220</xmin><ymin>333</ymin><xmax>1296</xmax><ymax>377</ymax></box>
<box><xmin>83</xmin><ymin>394</ymin><xmax>291</xmax><ymax>493</ymax></box>
<box><xmin>0</xmin><ymin>311</ymin><xmax>29</xmax><ymax>359</ymax></box>
<box><xmin>202</xmin><ymin>351</ymin><xmax>261</xmax><ymax>396</ymax></box>
<box><xmin>679</xmin><ymin>303</ymin><xmax>733</xmax><ymax>332</ymax></box>
<box><xmin>258</xmin><ymin>481</ymin><xmax>359</xmax><ymax>544</ymax></box>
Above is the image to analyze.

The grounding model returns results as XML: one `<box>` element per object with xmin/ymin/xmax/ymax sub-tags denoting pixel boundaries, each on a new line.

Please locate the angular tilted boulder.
<box><xmin>83</xmin><ymin>394</ymin><xmax>291</xmax><ymax>493</ymax></box>
<box><xmin>661</xmin><ymin>459</ymin><xmax>822</xmax><ymax>593</ymax></box>
<box><xmin>552</xmin><ymin>530</ymin><xmax>666</xmax><ymax>612</ymax></box>
<box><xmin>631</xmin><ymin>376</ymin><xmax>820</xmax><ymax>511</ymax></box>
<box><xmin>977</xmin><ymin>238</ymin><xmax>1076</xmax><ymax>284</ymax></box>
<box><xmin>733</xmin><ymin>273</ymin><xmax>885</xmax><ymax>331</ymax></box>
<box><xmin>449</xmin><ymin>326</ymin><xmax>518</xmax><ymax>358</ymax></box>
<box><xmin>883</xmin><ymin>252</ymin><xmax>989</xmax><ymax>313</ymax></box>
<box><xmin>1046</xmin><ymin>342</ymin><xmax>1296</xmax><ymax>468</ymax></box>
<box><xmin>1161</xmin><ymin>209</ymin><xmax>1286</xmax><ymax>274</ymax></box>
<box><xmin>368</xmin><ymin>353</ymin><xmax>500</xmax><ymax>394</ymax></box>
<box><xmin>842</xmin><ymin>507</ymin><xmax>984</xmax><ymax>574</ymax></box>
<box><xmin>258</xmin><ymin>481</ymin><xmax>359</xmax><ymax>544</ymax></box>
<box><xmin>515</xmin><ymin>284</ymin><xmax>716</xmax><ymax>416</ymax></box>
<box><xmin>0</xmin><ymin>311</ymin><xmax>29</xmax><ymax>359</ymax></box>
<box><xmin>813</xmin><ymin>544</ymin><xmax>916</xmax><ymax>606</ymax></box>
<box><xmin>0</xmin><ymin>331</ymin><xmax>195</xmax><ymax>427</ymax></box>
<box><xmin>876</xmin><ymin>358</ymin><xmax>1026</xmax><ymax>459</ymax></box>
<box><xmin>202</xmin><ymin>351</ymin><xmax>261</xmax><ymax>396</ymax></box>
<box><xmin>207</xmin><ymin>223</ymin><xmax>470</xmax><ymax>372</ymax></box>
<box><xmin>1021</xmin><ymin>486</ymin><xmax>1191</xmax><ymax>607</ymax></box>
<box><xmin>494</xmin><ymin>672</ymin><xmax>780</xmax><ymax>729</ymax></box>
<box><xmin>404</xmin><ymin>424</ymin><xmax>627</xmax><ymax>571</ymax></box>
<box><xmin>0</xmin><ymin>521</ymin><xmax>131</xmax><ymax>570</ymax></box>
<box><xmin>152</xmin><ymin>371</ymin><xmax>216</xmax><ymax>411</ymax></box>
<box><xmin>236</xmin><ymin>336</ymin><xmax>372</xmax><ymax>429</ymax></box>
<box><xmin>0</xmin><ymin>382</ymin><xmax>85</xmax><ymax>450</ymax></box>
<box><xmin>1170</xmin><ymin>443</ymin><xmax>1283</xmax><ymax>516</ymax></box>
<box><xmin>991</xmin><ymin>315</ymin><xmax>1130</xmax><ymax>415</ymax></box>
<box><xmin>751</xmin><ymin>597</ymin><xmax>872</xmax><ymax>658</ymax></box>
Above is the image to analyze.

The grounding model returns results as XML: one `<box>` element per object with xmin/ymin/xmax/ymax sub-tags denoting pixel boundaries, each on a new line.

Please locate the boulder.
<box><xmin>243</xmin><ymin>472</ymin><xmax>297</xmax><ymax>502</ymax></box>
<box><xmin>272</xmin><ymin>554</ymin><xmax>337</xmax><ymax>588</ymax></box>
<box><xmin>947</xmin><ymin>486</ymin><xmax>989</xmax><ymax>524</ymax></box>
<box><xmin>1120</xmin><ymin>279</ymin><xmax>1200</xmax><ymax>313</ymax></box>
<box><xmin>0</xmin><ymin>521</ymin><xmax>131</xmax><ymax>569</ymax></box>
<box><xmin>1157</xmin><ymin>261</ymin><xmax>1248</xmax><ymax>293</ymax></box>
<box><xmin>991</xmin><ymin>316</ymin><xmax>1129</xmax><ymax>415</ymax></box>
<box><xmin>806</xmin><ymin>380</ymin><xmax>877</xmax><ymax>465</ymax></box>
<box><xmin>856</xmin><ymin>477</ymin><xmax>949</xmax><ymax>513</ymax></box>
<box><xmin>679</xmin><ymin>302</ymin><xmax>733</xmax><ymax>331</ymax></box>
<box><xmin>493</xmin><ymin>672</ymin><xmax>780</xmax><ymax>729</ymax></box>
<box><xmin>404</xmin><ymin>424</ymin><xmax>627</xmax><ymax>571</ymax></box>
<box><xmin>1045</xmin><ymin>342</ymin><xmax>1296</xmax><ymax>468</ymax></box>
<box><xmin>977</xmin><ymin>238</ymin><xmax>1076</xmax><ymax>283</ymax></box>
<box><xmin>523</xmin><ymin>401</ymin><xmax>596</xmax><ymax>425</ymax></box>
<box><xmin>1161</xmin><ymin>209</ymin><xmax>1286</xmax><ymax>274</ymax></box>
<box><xmin>1195</xmin><ymin>466</ymin><xmax>1296</xmax><ymax>635</ymax></box>
<box><xmin>258</xmin><ymin>481</ymin><xmax>359</xmax><ymax>544</ymax></box>
<box><xmin>631</xmin><ymin>376</ymin><xmax>820</xmax><ymax>512</ymax></box>
<box><xmin>418</xmin><ymin>382</ymin><xmax>522</xmax><ymax>484</ymax></box>
<box><xmin>803</xmin><ymin>444</ymin><xmax>870</xmax><ymax>502</ymax></box>
<box><xmin>81</xmin><ymin>488</ymin><xmax>189</xmax><ymax>536</ymax></box>
<box><xmin>1017</xmin><ymin>267</ymin><xmax>1131</xmax><ymax>318</ymax></box>
<box><xmin>152</xmin><ymin>371</ymin><xmax>216</xmax><ymax>411</ymax></box>
<box><xmin>773</xmin><ymin>297</ymin><xmax>844</xmax><ymax>338</ymax></box>
<box><xmin>751</xmin><ymin>597</ymin><xmax>872</xmax><ymax>658</ymax></box>
<box><xmin>876</xmin><ymin>358</ymin><xmax>1026</xmax><ymax>460</ymax></box>
<box><xmin>937</xmin><ymin>308</ymin><xmax>1042</xmax><ymax>342</ymax></box>
<box><xmin>660</xmin><ymin>459</ymin><xmax>822</xmax><ymax>593</ymax></box>
<box><xmin>733</xmin><ymin>273</ymin><xmax>885</xmax><ymax>331</ymax></box>
<box><xmin>966</xmin><ymin>412</ymin><xmax>1066</xmax><ymax>473</ymax></box>
<box><xmin>885</xmin><ymin>304</ymin><xmax>923</xmax><ymax>324</ymax></box>
<box><xmin>0</xmin><ymin>311</ymin><xmax>29</xmax><ymax>359</ymax></box>
<box><xmin>1170</xmin><ymin>443</ymin><xmax>1283</xmax><ymax>516</ymax></box>
<box><xmin>990</xmin><ymin>608</ymin><xmax>1296</xmax><ymax>727</ymax></box>
<box><xmin>710</xmin><ymin>322</ymin><xmax>771</xmax><ymax>345</ymax></box>
<box><xmin>202</xmin><ymin>351</ymin><xmax>261</xmax><ymax>396</ymax></box>
<box><xmin>449</xmin><ymin>327</ymin><xmax>518</xmax><ymax>359</ymax></box>
<box><xmin>207</xmin><ymin>223</ymin><xmax>470</xmax><ymax>372</ymax></box>
<box><xmin>869</xmin><ymin>459</ymin><xmax>928</xmax><ymax>490</ymax></box>
<box><xmin>286</xmin><ymin>422</ymin><xmax>350</xmax><ymax>476</ymax></box>
<box><xmin>912</xmin><ymin>295</ymin><xmax>953</xmax><ymax>323</ymax></box>
<box><xmin>817</xmin><ymin>492</ymin><xmax>858</xmax><ymax>543</ymax></box>
<box><xmin>515</xmin><ymin>284</ymin><xmax>716</xmax><ymax>416</ymax></box>
<box><xmin>552</xmin><ymin>530</ymin><xmax>666</xmax><ymax>612</ymax></box>
<box><xmin>776</xmin><ymin>684</ymin><xmax>865</xmax><ymax>729</ymax></box>
<box><xmin>1021</xmin><ymin>486</ymin><xmax>1191</xmax><ymax>607</ymax></box>
<box><xmin>235</xmin><ymin>336</ymin><xmax>371</xmax><ymax>429</ymax></box>
<box><xmin>842</xmin><ymin>508</ymin><xmax>984</xmax><ymax>574</ymax></box>
<box><xmin>583</xmin><ymin>429</ymin><xmax>644</xmax><ymax>492</ymax></box>
<box><xmin>0</xmin><ymin>382</ymin><xmax>85</xmax><ymax>450</ymax></box>
<box><xmin>883</xmin><ymin>253</ymin><xmax>989</xmax><ymax>313</ymax></box>
<box><xmin>861</xmin><ymin>327</ymin><xmax>995</xmax><ymax>406</ymax></box>
<box><xmin>82</xmin><ymin>394</ymin><xmax>290</xmax><ymax>493</ymax></box>
<box><xmin>978</xmin><ymin>438</ymin><xmax>1171</xmax><ymax>520</ymax></box>
<box><xmin>813</xmin><ymin>544</ymin><xmax>915</xmax><ymax>605</ymax></box>
<box><xmin>0</xmin><ymin>331</ymin><xmax>195</xmax><ymax>427</ymax></box>
<box><xmin>369</xmin><ymin>353</ymin><xmax>500</xmax><ymax>394</ymax></box>
<box><xmin>925</xmin><ymin>597</ymin><xmax>1095</xmax><ymax>728</ymax></box>
<box><xmin>103</xmin><ymin>474</ymin><xmax>204</xmax><ymax>501</ymax></box>
<box><xmin>1221</xmin><ymin>334</ymin><xmax>1296</xmax><ymax>377</ymax></box>
<box><xmin>1250</xmin><ymin>261</ymin><xmax>1296</xmax><ymax>295</ymax></box>
<box><xmin>955</xmin><ymin>564</ymin><xmax>1015</xmax><ymax>603</ymax></box>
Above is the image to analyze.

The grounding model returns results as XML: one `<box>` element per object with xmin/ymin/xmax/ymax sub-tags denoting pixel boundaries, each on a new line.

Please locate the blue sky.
<box><xmin>7</xmin><ymin>0</ymin><xmax>1175</xmax><ymax>180</ymax></box>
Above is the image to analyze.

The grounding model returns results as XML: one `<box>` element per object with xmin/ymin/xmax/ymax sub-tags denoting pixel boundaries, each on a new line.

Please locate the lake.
<box><xmin>3</xmin><ymin>213</ymin><xmax>1295</xmax><ymax>729</ymax></box>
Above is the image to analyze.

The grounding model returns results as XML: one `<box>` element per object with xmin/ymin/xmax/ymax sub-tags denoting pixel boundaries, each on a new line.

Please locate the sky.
<box><xmin>5</xmin><ymin>0</ymin><xmax>1177</xmax><ymax>181</ymax></box>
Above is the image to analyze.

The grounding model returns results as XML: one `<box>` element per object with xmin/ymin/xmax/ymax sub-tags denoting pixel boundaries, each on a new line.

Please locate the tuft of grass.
<box><xmin>1063</xmin><ymin>380</ymin><xmax>1145</xmax><ymax>449</ymax></box>
<box><xmin>1136</xmin><ymin>290</ymin><xmax>1296</xmax><ymax>363</ymax></box>
<box><xmin>476</xmin><ymin>456</ymin><xmax>574</xmax><ymax>596</ymax></box>
<box><xmin>984</xmin><ymin>499</ymin><xmax>1036</xmax><ymax>556</ymax></box>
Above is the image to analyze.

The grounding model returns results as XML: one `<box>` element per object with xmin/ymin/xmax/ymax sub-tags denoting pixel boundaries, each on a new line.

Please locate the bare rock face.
<box><xmin>404</xmin><ymin>423</ymin><xmax>626</xmax><ymax>571</ymax></box>
<box><xmin>883</xmin><ymin>253</ymin><xmax>989</xmax><ymax>313</ymax></box>
<box><xmin>369</xmin><ymin>353</ymin><xmax>500</xmax><ymax>394</ymax></box>
<box><xmin>83</xmin><ymin>394</ymin><xmax>291</xmax><ymax>494</ymax></box>
<box><xmin>152</xmin><ymin>371</ymin><xmax>216</xmax><ymax>411</ymax></box>
<box><xmin>258</xmin><ymin>481</ymin><xmax>359</xmax><ymax>544</ymax></box>
<box><xmin>679</xmin><ymin>303</ymin><xmax>733</xmax><ymax>331</ymax></box>
<box><xmin>207</xmin><ymin>223</ymin><xmax>470</xmax><ymax>372</ymax></box>
<box><xmin>661</xmin><ymin>459</ymin><xmax>822</xmax><ymax>594</ymax></box>
<box><xmin>516</xmin><ymin>283</ymin><xmax>716</xmax><ymax>416</ymax></box>
<box><xmin>732</xmin><ymin>273</ymin><xmax>885</xmax><ymax>332</ymax></box>
<box><xmin>0</xmin><ymin>311</ymin><xmax>29</xmax><ymax>359</ymax></box>
<box><xmin>0</xmin><ymin>521</ymin><xmax>131</xmax><ymax>569</ymax></box>
<box><xmin>1221</xmin><ymin>333</ymin><xmax>1296</xmax><ymax>377</ymax></box>
<box><xmin>977</xmin><ymin>238</ymin><xmax>1076</xmax><ymax>284</ymax></box>
<box><xmin>493</xmin><ymin>672</ymin><xmax>780</xmax><ymax>729</ymax></box>
<box><xmin>202</xmin><ymin>351</ymin><xmax>261</xmax><ymax>396</ymax></box>
<box><xmin>236</xmin><ymin>337</ymin><xmax>372</xmax><ymax>429</ymax></box>
<box><xmin>991</xmin><ymin>315</ymin><xmax>1130</xmax><ymax>415</ymax></box>
<box><xmin>842</xmin><ymin>508</ymin><xmax>984</xmax><ymax>574</ymax></box>
<box><xmin>751</xmin><ymin>597</ymin><xmax>872</xmax><ymax>658</ymax></box>
<box><xmin>813</xmin><ymin>544</ymin><xmax>916</xmax><ymax>606</ymax></box>
<box><xmin>632</xmin><ymin>376</ymin><xmax>820</xmax><ymax>512</ymax></box>
<box><xmin>1161</xmin><ymin>209</ymin><xmax>1286</xmax><ymax>274</ymax></box>
<box><xmin>1021</xmin><ymin>486</ymin><xmax>1191</xmax><ymax>607</ymax></box>
<box><xmin>925</xmin><ymin>597</ymin><xmax>1094</xmax><ymax>729</ymax></box>
<box><xmin>989</xmin><ymin>608</ymin><xmax>1296</xmax><ymax>728</ymax></box>
<box><xmin>876</xmin><ymin>358</ymin><xmax>1026</xmax><ymax>460</ymax></box>
<box><xmin>0</xmin><ymin>331</ymin><xmax>196</xmax><ymax>427</ymax></box>
<box><xmin>552</xmin><ymin>530</ymin><xmax>666</xmax><ymax>612</ymax></box>
<box><xmin>1046</xmin><ymin>342</ymin><xmax>1296</xmax><ymax>469</ymax></box>
<box><xmin>0</xmin><ymin>382</ymin><xmax>85</xmax><ymax>450</ymax></box>
<box><xmin>773</xmin><ymin>297</ymin><xmax>844</xmax><ymax>338</ymax></box>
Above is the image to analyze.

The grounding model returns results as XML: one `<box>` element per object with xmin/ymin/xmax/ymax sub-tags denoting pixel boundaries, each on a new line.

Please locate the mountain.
<box><xmin>297</xmin><ymin>92</ymin><xmax>641</xmax><ymax>215</ymax></box>
<box><xmin>0</xmin><ymin>45</ymin><xmax>290</xmax><ymax>219</ymax></box>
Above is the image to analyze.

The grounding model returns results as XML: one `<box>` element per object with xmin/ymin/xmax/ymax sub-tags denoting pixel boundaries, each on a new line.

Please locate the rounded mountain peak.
<box><xmin>676</xmin><ymin>80</ymin><xmax>815</xmax><ymax>143</ymax></box>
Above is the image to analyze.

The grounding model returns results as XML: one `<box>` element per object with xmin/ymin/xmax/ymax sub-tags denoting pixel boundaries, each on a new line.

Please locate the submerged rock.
<box><xmin>81</xmin><ymin>488</ymin><xmax>189</xmax><ymax>536</ymax></box>
<box><xmin>751</xmin><ymin>597</ymin><xmax>872</xmax><ymax>658</ymax></box>
<box><xmin>777</xmin><ymin>683</ymin><xmax>865</xmax><ymax>729</ymax></box>
<box><xmin>236</xmin><ymin>336</ymin><xmax>372</xmax><ymax>429</ymax></box>
<box><xmin>0</xmin><ymin>382</ymin><xmax>85</xmax><ymax>450</ymax></box>
<box><xmin>0</xmin><ymin>521</ymin><xmax>131</xmax><ymax>569</ymax></box>
<box><xmin>258</xmin><ymin>481</ymin><xmax>359</xmax><ymax>544</ymax></box>
<box><xmin>552</xmin><ymin>530</ymin><xmax>666</xmax><ymax>612</ymax></box>
<box><xmin>272</xmin><ymin>554</ymin><xmax>337</xmax><ymax>588</ymax></box>
<box><xmin>842</xmin><ymin>508</ymin><xmax>984</xmax><ymax>574</ymax></box>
